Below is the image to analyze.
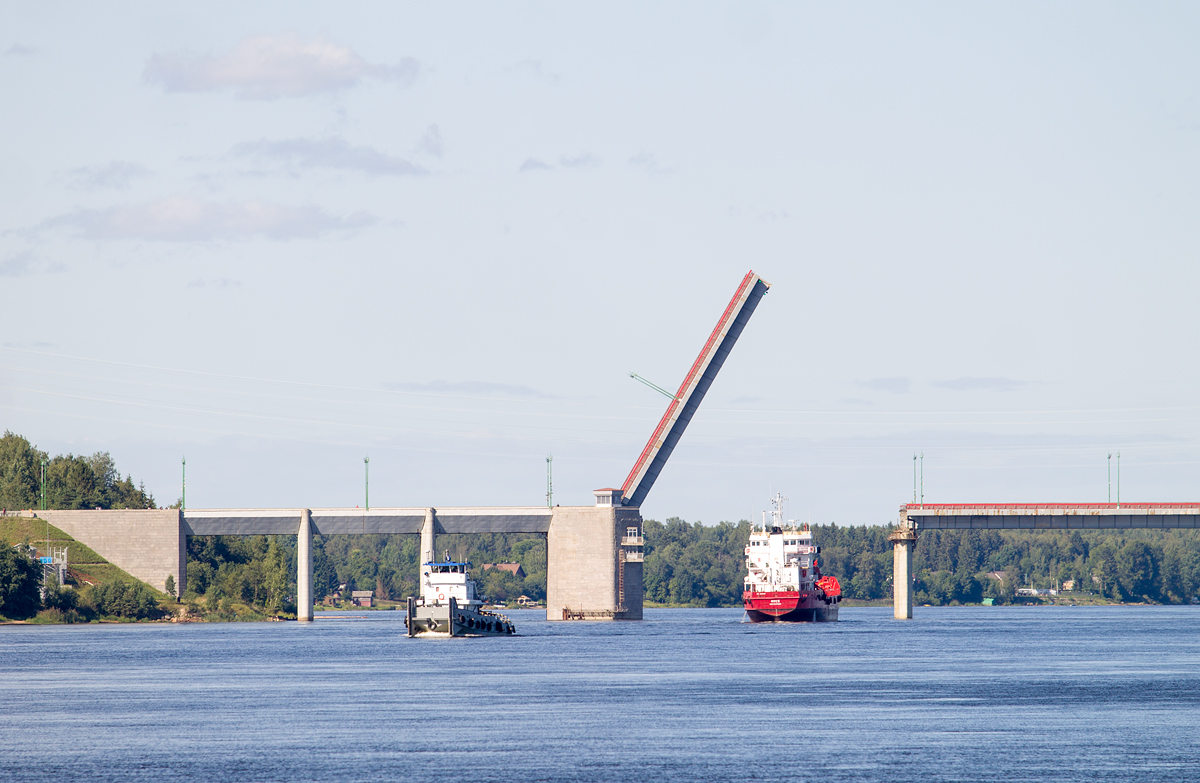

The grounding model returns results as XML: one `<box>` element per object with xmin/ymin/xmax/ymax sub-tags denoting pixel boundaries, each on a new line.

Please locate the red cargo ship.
<box><xmin>743</xmin><ymin>494</ymin><xmax>841</xmax><ymax>622</ymax></box>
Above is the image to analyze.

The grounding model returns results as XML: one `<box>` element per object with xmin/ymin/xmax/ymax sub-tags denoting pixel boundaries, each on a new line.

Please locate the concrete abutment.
<box><xmin>38</xmin><ymin>509</ymin><xmax>185</xmax><ymax>596</ymax></box>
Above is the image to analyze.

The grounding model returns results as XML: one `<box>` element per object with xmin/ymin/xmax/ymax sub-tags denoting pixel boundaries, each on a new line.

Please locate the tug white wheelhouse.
<box><xmin>421</xmin><ymin>561</ymin><xmax>479</xmax><ymax>607</ymax></box>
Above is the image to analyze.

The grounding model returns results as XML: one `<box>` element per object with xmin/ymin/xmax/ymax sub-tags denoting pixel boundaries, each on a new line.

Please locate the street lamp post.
<box><xmin>364</xmin><ymin>456</ymin><xmax>370</xmax><ymax>512</ymax></box>
<box><xmin>919</xmin><ymin>451</ymin><xmax>924</xmax><ymax>506</ymax></box>
<box><xmin>41</xmin><ymin>457</ymin><xmax>48</xmax><ymax>559</ymax></box>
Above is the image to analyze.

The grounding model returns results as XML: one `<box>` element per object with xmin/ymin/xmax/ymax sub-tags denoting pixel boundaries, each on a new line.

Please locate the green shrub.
<box><xmin>91</xmin><ymin>580</ymin><xmax>161</xmax><ymax>619</ymax></box>
<box><xmin>31</xmin><ymin>607</ymin><xmax>85</xmax><ymax>624</ymax></box>
<box><xmin>0</xmin><ymin>545</ymin><xmax>42</xmax><ymax>620</ymax></box>
<box><xmin>43</xmin><ymin>574</ymin><xmax>79</xmax><ymax>612</ymax></box>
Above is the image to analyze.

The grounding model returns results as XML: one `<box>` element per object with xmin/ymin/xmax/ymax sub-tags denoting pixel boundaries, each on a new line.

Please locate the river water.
<box><xmin>2</xmin><ymin>606</ymin><xmax>1198</xmax><ymax>782</ymax></box>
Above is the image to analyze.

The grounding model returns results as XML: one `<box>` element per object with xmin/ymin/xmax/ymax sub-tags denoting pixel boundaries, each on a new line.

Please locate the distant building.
<box><xmin>351</xmin><ymin>590</ymin><xmax>374</xmax><ymax>607</ymax></box>
<box><xmin>1062</xmin><ymin>580</ymin><xmax>1076</xmax><ymax>591</ymax></box>
<box><xmin>988</xmin><ymin>571</ymin><xmax>1007</xmax><ymax>582</ymax></box>
<box><xmin>517</xmin><ymin>595</ymin><xmax>538</xmax><ymax>606</ymax></box>
<box><xmin>481</xmin><ymin>563</ymin><xmax>526</xmax><ymax>580</ymax></box>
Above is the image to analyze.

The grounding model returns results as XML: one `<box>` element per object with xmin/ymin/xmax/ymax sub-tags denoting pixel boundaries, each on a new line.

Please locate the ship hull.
<box><xmin>743</xmin><ymin>591</ymin><xmax>839</xmax><ymax>623</ymax></box>
<box><xmin>407</xmin><ymin>597</ymin><xmax>516</xmax><ymax>637</ymax></box>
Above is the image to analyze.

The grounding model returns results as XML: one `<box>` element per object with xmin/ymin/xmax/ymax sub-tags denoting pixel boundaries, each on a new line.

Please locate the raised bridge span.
<box><xmin>888</xmin><ymin>502</ymin><xmax>1200</xmax><ymax>618</ymax></box>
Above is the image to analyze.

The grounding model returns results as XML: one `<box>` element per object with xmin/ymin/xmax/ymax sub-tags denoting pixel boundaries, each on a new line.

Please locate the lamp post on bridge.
<box><xmin>364</xmin><ymin>456</ymin><xmax>369</xmax><ymax>512</ymax></box>
<box><xmin>41</xmin><ymin>457</ymin><xmax>48</xmax><ymax>560</ymax></box>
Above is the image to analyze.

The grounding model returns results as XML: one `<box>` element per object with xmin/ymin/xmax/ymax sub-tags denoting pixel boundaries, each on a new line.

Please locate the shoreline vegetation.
<box><xmin>5</xmin><ymin>431</ymin><xmax>1200</xmax><ymax>623</ymax></box>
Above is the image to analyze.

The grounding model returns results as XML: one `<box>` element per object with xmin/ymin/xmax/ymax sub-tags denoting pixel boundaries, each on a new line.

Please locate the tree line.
<box><xmin>643</xmin><ymin>518</ymin><xmax>1200</xmax><ymax>607</ymax></box>
<box><xmin>6</xmin><ymin>432</ymin><xmax>1199</xmax><ymax>614</ymax></box>
<box><xmin>0</xmin><ymin>432</ymin><xmax>157</xmax><ymax>511</ymax></box>
<box><xmin>182</xmin><ymin>519</ymin><xmax>1200</xmax><ymax>614</ymax></box>
<box><xmin>183</xmin><ymin>532</ymin><xmax>548</xmax><ymax>611</ymax></box>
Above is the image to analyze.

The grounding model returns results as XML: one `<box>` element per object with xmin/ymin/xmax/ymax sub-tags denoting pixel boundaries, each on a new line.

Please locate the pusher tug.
<box><xmin>743</xmin><ymin>494</ymin><xmax>842</xmax><ymax>622</ymax></box>
<box><xmin>406</xmin><ymin>554</ymin><xmax>516</xmax><ymax>637</ymax></box>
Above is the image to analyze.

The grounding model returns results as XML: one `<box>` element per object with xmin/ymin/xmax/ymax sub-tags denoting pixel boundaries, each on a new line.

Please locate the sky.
<box><xmin>2</xmin><ymin>2</ymin><xmax>1198</xmax><ymax>526</ymax></box>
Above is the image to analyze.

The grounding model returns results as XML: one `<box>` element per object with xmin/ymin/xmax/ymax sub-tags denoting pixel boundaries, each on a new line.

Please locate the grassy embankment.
<box><xmin>0</xmin><ymin>516</ymin><xmax>183</xmax><ymax>623</ymax></box>
<box><xmin>1</xmin><ymin>516</ymin><xmax>134</xmax><ymax>588</ymax></box>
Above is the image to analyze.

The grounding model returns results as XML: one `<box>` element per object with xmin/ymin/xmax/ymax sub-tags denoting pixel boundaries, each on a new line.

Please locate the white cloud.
<box><xmin>857</xmin><ymin>377</ymin><xmax>911</xmax><ymax>394</ymax></box>
<box><xmin>384</xmin><ymin>380</ymin><xmax>557</xmax><ymax>399</ymax></box>
<box><xmin>519</xmin><ymin>157</ymin><xmax>553</xmax><ymax>172</ymax></box>
<box><xmin>143</xmin><ymin>33</ymin><xmax>419</xmax><ymax>99</ymax></box>
<box><xmin>68</xmin><ymin>160</ymin><xmax>152</xmax><ymax>190</ymax></box>
<box><xmin>416</xmin><ymin>125</ymin><xmax>443</xmax><ymax>158</ymax></box>
<box><xmin>934</xmin><ymin>377</ymin><xmax>1024</xmax><ymax>392</ymax></box>
<box><xmin>509</xmin><ymin>59</ymin><xmax>560</xmax><ymax>85</ymax></box>
<box><xmin>518</xmin><ymin>153</ymin><xmax>600</xmax><ymax>173</ymax></box>
<box><xmin>41</xmin><ymin>196</ymin><xmax>375</xmax><ymax>241</ymax></box>
<box><xmin>0</xmin><ymin>251</ymin><xmax>63</xmax><ymax>276</ymax></box>
<box><xmin>628</xmin><ymin>151</ymin><xmax>672</xmax><ymax>175</ymax></box>
<box><xmin>5</xmin><ymin>44</ymin><xmax>35</xmax><ymax>57</ymax></box>
<box><xmin>186</xmin><ymin>278</ymin><xmax>242</xmax><ymax>289</ymax></box>
<box><xmin>559</xmin><ymin>153</ymin><xmax>599</xmax><ymax>169</ymax></box>
<box><xmin>0</xmin><ymin>251</ymin><xmax>34</xmax><ymax>276</ymax></box>
<box><xmin>232</xmin><ymin>137</ymin><xmax>425</xmax><ymax>176</ymax></box>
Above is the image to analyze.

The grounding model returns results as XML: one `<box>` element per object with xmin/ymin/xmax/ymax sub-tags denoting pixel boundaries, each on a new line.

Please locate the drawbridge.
<box><xmin>33</xmin><ymin>271</ymin><xmax>774</xmax><ymax>622</ymax></box>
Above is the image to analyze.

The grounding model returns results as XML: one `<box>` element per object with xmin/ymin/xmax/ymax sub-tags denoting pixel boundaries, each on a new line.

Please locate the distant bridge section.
<box><xmin>888</xmin><ymin>502</ymin><xmax>1200</xmax><ymax>620</ymax></box>
<box><xmin>903</xmin><ymin>503</ymin><xmax>1200</xmax><ymax>530</ymax></box>
<box><xmin>40</xmin><ymin>503</ymin><xmax>633</xmax><ymax>623</ymax></box>
<box><xmin>183</xmin><ymin>507</ymin><xmax>553</xmax><ymax>536</ymax></box>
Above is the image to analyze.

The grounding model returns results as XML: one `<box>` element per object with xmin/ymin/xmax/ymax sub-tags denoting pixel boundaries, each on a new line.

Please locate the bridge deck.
<box><xmin>183</xmin><ymin>507</ymin><xmax>554</xmax><ymax>536</ymax></box>
<box><xmin>904</xmin><ymin>503</ymin><xmax>1200</xmax><ymax>530</ymax></box>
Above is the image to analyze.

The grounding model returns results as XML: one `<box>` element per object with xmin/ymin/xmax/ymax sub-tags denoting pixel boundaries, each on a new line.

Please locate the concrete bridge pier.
<box><xmin>297</xmin><ymin>509</ymin><xmax>313</xmax><ymax>622</ymax></box>
<box><xmin>888</xmin><ymin>510</ymin><xmax>918</xmax><ymax>619</ymax></box>
<box><xmin>420</xmin><ymin>508</ymin><xmax>435</xmax><ymax>565</ymax></box>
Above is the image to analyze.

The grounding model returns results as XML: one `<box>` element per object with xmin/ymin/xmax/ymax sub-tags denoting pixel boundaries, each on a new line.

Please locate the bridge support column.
<box><xmin>420</xmin><ymin>508</ymin><xmax>435</xmax><ymax>566</ymax></box>
<box><xmin>888</xmin><ymin>513</ymin><xmax>918</xmax><ymax>619</ymax></box>
<box><xmin>297</xmin><ymin>509</ymin><xmax>313</xmax><ymax>622</ymax></box>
